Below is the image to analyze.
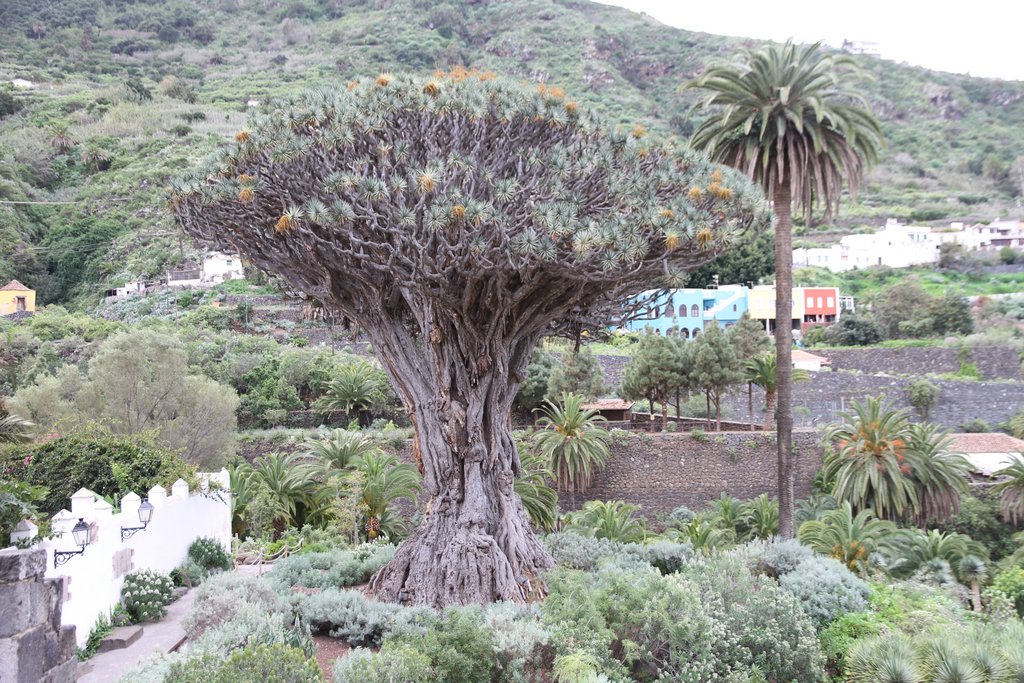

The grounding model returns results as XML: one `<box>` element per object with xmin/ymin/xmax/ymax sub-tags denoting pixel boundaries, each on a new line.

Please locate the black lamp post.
<box><xmin>120</xmin><ymin>500</ymin><xmax>155</xmax><ymax>541</ymax></box>
<box><xmin>54</xmin><ymin>518</ymin><xmax>90</xmax><ymax>567</ymax></box>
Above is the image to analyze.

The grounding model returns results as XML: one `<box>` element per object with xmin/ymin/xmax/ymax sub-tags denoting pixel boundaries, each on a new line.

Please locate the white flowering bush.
<box><xmin>121</xmin><ymin>569</ymin><xmax>175</xmax><ymax>623</ymax></box>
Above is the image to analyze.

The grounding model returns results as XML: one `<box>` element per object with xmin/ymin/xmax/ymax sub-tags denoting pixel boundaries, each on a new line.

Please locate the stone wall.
<box><xmin>0</xmin><ymin>548</ymin><xmax>77</xmax><ymax>683</ymax></box>
<box><xmin>816</xmin><ymin>346</ymin><xmax>1021</xmax><ymax>381</ymax></box>
<box><xmin>559</xmin><ymin>430</ymin><xmax>823</xmax><ymax>517</ymax></box>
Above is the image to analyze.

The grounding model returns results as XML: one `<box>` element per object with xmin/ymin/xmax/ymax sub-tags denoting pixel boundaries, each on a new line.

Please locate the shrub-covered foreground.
<box><xmin>121</xmin><ymin>530</ymin><xmax>1024</xmax><ymax>683</ymax></box>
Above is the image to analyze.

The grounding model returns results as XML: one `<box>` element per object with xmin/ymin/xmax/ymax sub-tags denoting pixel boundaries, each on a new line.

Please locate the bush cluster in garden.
<box><xmin>188</xmin><ymin>537</ymin><xmax>232</xmax><ymax>571</ymax></box>
<box><xmin>121</xmin><ymin>570</ymin><xmax>175</xmax><ymax>623</ymax></box>
<box><xmin>264</xmin><ymin>545</ymin><xmax>395</xmax><ymax>592</ymax></box>
<box><xmin>163</xmin><ymin>643</ymin><xmax>322</xmax><ymax>682</ymax></box>
<box><xmin>541</xmin><ymin>531</ymin><xmax>693</xmax><ymax>574</ymax></box>
<box><xmin>183</xmin><ymin>572</ymin><xmax>287</xmax><ymax>639</ymax></box>
<box><xmin>291</xmin><ymin>588</ymin><xmax>414</xmax><ymax>646</ymax></box>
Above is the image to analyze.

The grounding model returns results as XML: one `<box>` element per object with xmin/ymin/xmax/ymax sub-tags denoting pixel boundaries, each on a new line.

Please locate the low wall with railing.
<box><xmin>7</xmin><ymin>471</ymin><xmax>232</xmax><ymax>647</ymax></box>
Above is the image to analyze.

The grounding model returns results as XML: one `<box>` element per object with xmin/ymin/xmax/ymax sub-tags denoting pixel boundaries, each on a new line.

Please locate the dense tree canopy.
<box><xmin>172</xmin><ymin>72</ymin><xmax>769</xmax><ymax>607</ymax></box>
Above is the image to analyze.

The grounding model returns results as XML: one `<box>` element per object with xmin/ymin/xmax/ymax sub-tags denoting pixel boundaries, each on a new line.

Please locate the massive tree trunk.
<box><xmin>773</xmin><ymin>180</ymin><xmax>795</xmax><ymax>538</ymax></box>
<box><xmin>363</xmin><ymin>320</ymin><xmax>553</xmax><ymax>608</ymax></box>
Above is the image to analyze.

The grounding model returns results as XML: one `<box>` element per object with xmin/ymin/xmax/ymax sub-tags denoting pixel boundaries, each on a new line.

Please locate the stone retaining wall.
<box><xmin>0</xmin><ymin>548</ymin><xmax>77</xmax><ymax>683</ymax></box>
<box><xmin>816</xmin><ymin>346</ymin><xmax>1021</xmax><ymax>381</ymax></box>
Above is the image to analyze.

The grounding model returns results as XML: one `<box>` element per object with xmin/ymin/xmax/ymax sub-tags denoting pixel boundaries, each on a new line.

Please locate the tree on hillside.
<box><xmin>172</xmin><ymin>73</ymin><xmax>768</xmax><ymax>607</ymax></box>
<box><xmin>620</xmin><ymin>332</ymin><xmax>687</xmax><ymax>429</ymax></box>
<box><xmin>822</xmin><ymin>313</ymin><xmax>883</xmax><ymax>346</ymax></box>
<box><xmin>729</xmin><ymin>312</ymin><xmax>772</xmax><ymax>430</ymax></box>
<box><xmin>546</xmin><ymin>346</ymin><xmax>605</xmax><ymax>401</ymax></box>
<box><xmin>688</xmin><ymin>41</ymin><xmax>883</xmax><ymax>537</ymax></box>
<box><xmin>692</xmin><ymin>322</ymin><xmax>743</xmax><ymax>430</ymax></box>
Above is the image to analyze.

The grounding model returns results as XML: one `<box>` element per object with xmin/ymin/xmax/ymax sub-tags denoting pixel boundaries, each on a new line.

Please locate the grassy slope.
<box><xmin>0</xmin><ymin>0</ymin><xmax>1022</xmax><ymax>306</ymax></box>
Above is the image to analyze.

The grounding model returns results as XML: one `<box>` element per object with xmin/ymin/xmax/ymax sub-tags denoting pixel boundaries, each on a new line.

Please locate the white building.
<box><xmin>794</xmin><ymin>218</ymin><xmax>1024</xmax><ymax>273</ymax></box>
<box><xmin>201</xmin><ymin>251</ymin><xmax>244</xmax><ymax>284</ymax></box>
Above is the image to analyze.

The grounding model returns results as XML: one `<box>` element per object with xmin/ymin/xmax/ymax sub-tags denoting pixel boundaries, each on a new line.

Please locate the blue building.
<box><xmin>624</xmin><ymin>285</ymin><xmax>750</xmax><ymax>338</ymax></box>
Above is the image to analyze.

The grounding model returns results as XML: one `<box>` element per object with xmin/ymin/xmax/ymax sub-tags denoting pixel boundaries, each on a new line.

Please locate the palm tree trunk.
<box><xmin>764</xmin><ymin>389</ymin><xmax>776</xmax><ymax>431</ymax></box>
<box><xmin>774</xmin><ymin>179</ymin><xmax>795</xmax><ymax>538</ymax></box>
<box><xmin>748</xmin><ymin>381</ymin><xmax>754</xmax><ymax>431</ymax></box>
<box><xmin>971</xmin><ymin>580</ymin><xmax>982</xmax><ymax>613</ymax></box>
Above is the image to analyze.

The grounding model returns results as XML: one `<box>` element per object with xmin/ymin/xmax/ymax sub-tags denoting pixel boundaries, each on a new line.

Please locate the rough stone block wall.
<box><xmin>817</xmin><ymin>346</ymin><xmax>1022</xmax><ymax>381</ymax></box>
<box><xmin>0</xmin><ymin>547</ymin><xmax>77</xmax><ymax>683</ymax></box>
<box><xmin>562</xmin><ymin>430</ymin><xmax>824</xmax><ymax>517</ymax></box>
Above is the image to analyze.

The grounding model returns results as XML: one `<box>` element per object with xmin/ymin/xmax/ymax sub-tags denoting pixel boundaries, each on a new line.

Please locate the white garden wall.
<box><xmin>9</xmin><ymin>471</ymin><xmax>231</xmax><ymax>647</ymax></box>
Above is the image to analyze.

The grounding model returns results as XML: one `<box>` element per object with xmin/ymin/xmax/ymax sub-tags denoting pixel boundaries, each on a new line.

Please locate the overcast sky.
<box><xmin>598</xmin><ymin>0</ymin><xmax>1024</xmax><ymax>82</ymax></box>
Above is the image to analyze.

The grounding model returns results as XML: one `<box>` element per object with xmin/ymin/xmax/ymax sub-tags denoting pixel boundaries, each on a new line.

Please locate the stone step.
<box><xmin>96</xmin><ymin>625</ymin><xmax>144</xmax><ymax>653</ymax></box>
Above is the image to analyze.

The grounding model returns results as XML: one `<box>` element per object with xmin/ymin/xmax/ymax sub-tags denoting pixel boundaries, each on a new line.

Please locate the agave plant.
<box><xmin>845</xmin><ymin>634</ymin><xmax>919</xmax><ymax>683</ymax></box>
<box><xmin>567</xmin><ymin>500</ymin><xmax>647</xmax><ymax>544</ymax></box>
<box><xmin>798</xmin><ymin>502</ymin><xmax>895</xmax><ymax>574</ymax></box>
<box><xmin>534</xmin><ymin>393</ymin><xmax>611</xmax><ymax>494</ymax></box>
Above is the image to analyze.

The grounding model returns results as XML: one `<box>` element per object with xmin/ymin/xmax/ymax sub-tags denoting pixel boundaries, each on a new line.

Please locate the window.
<box><xmin>680</xmin><ymin>304</ymin><xmax>688</xmax><ymax>318</ymax></box>
<box><xmin>664</xmin><ymin>302</ymin><xmax>675</xmax><ymax>318</ymax></box>
<box><xmin>817</xmin><ymin>297</ymin><xmax>823</xmax><ymax>308</ymax></box>
<box><xmin>691</xmin><ymin>304</ymin><xmax>700</xmax><ymax>317</ymax></box>
<box><xmin>806</xmin><ymin>297</ymin><xmax>813</xmax><ymax>307</ymax></box>
<box><xmin>692</xmin><ymin>328</ymin><xmax>701</xmax><ymax>337</ymax></box>
<box><xmin>681</xmin><ymin>328</ymin><xmax>690</xmax><ymax>339</ymax></box>
<box><xmin>826</xmin><ymin>297</ymin><xmax>834</xmax><ymax>307</ymax></box>
<box><xmin>15</xmin><ymin>296</ymin><xmax>26</xmax><ymax>312</ymax></box>
<box><xmin>732</xmin><ymin>304</ymin><xmax>737</xmax><ymax>312</ymax></box>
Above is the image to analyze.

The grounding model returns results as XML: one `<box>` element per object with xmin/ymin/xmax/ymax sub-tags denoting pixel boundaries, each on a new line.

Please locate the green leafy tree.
<box><xmin>728</xmin><ymin>311</ymin><xmax>772</xmax><ymax>360</ymax></box>
<box><xmin>870</xmin><ymin>280</ymin><xmax>933</xmax><ymax>339</ymax></box>
<box><xmin>907</xmin><ymin>379</ymin><xmax>940</xmax><ymax>419</ymax></box>
<box><xmin>929</xmin><ymin>291</ymin><xmax>973</xmax><ymax>336</ymax></box>
<box><xmin>513</xmin><ymin>349</ymin><xmax>555</xmax><ymax>414</ymax></box>
<box><xmin>684</xmin><ymin>231</ymin><xmax>775</xmax><ymax>288</ymax></box>
<box><xmin>620</xmin><ymin>332</ymin><xmax>686</xmax><ymax>426</ymax></box>
<box><xmin>822</xmin><ymin>314</ymin><xmax>883</xmax><ymax>346</ymax></box>
<box><xmin>172</xmin><ymin>72</ymin><xmax>767</xmax><ymax>607</ymax></box>
<box><xmin>547</xmin><ymin>347</ymin><xmax>605</xmax><ymax>402</ymax></box>
<box><xmin>744</xmin><ymin>353</ymin><xmax>810</xmax><ymax>430</ymax></box>
<box><xmin>688</xmin><ymin>40</ymin><xmax>883</xmax><ymax>537</ymax></box>
<box><xmin>692</xmin><ymin>321</ymin><xmax>743</xmax><ymax>430</ymax></box>
<box><xmin>534</xmin><ymin>393</ymin><xmax>611</xmax><ymax>495</ymax></box>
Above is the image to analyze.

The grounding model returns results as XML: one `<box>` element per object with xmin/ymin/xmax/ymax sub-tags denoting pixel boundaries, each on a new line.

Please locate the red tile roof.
<box><xmin>1</xmin><ymin>279</ymin><xmax>31</xmax><ymax>291</ymax></box>
<box><xmin>582</xmin><ymin>399</ymin><xmax>635</xmax><ymax>411</ymax></box>
<box><xmin>947</xmin><ymin>433</ymin><xmax>1024</xmax><ymax>453</ymax></box>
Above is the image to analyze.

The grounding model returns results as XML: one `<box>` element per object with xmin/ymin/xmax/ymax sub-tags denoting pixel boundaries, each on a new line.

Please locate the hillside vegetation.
<box><xmin>1</xmin><ymin>0</ymin><xmax>1023</xmax><ymax>306</ymax></box>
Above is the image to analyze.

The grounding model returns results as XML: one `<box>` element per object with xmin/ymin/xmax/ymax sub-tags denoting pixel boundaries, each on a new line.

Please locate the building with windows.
<box><xmin>623</xmin><ymin>284</ymin><xmax>839</xmax><ymax>336</ymax></box>
<box><xmin>0</xmin><ymin>279</ymin><xmax>35</xmax><ymax>316</ymax></box>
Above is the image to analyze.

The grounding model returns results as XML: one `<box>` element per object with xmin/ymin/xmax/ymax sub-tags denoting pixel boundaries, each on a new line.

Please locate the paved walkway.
<box><xmin>76</xmin><ymin>588</ymin><xmax>196</xmax><ymax>683</ymax></box>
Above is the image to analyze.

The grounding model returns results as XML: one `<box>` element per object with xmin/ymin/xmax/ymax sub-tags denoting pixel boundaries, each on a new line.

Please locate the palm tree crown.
<box><xmin>534</xmin><ymin>392</ymin><xmax>611</xmax><ymax>494</ymax></box>
<box><xmin>688</xmin><ymin>41</ymin><xmax>884</xmax><ymax>220</ymax></box>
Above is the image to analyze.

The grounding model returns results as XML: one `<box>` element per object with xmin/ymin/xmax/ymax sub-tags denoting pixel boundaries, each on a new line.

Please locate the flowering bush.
<box><xmin>187</xmin><ymin>537</ymin><xmax>232</xmax><ymax>572</ymax></box>
<box><xmin>121</xmin><ymin>569</ymin><xmax>175</xmax><ymax>623</ymax></box>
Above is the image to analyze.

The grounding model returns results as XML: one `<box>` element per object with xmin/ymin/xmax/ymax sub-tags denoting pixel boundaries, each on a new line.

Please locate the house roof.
<box><xmin>947</xmin><ymin>432</ymin><xmax>1024</xmax><ymax>454</ymax></box>
<box><xmin>1</xmin><ymin>279</ymin><xmax>31</xmax><ymax>292</ymax></box>
<box><xmin>791</xmin><ymin>349</ymin><xmax>830</xmax><ymax>364</ymax></box>
<box><xmin>582</xmin><ymin>399</ymin><xmax>635</xmax><ymax>411</ymax></box>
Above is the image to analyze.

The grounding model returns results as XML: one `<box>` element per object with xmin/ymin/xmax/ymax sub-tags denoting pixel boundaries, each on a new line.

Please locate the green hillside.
<box><xmin>1</xmin><ymin>0</ymin><xmax>1022</xmax><ymax>306</ymax></box>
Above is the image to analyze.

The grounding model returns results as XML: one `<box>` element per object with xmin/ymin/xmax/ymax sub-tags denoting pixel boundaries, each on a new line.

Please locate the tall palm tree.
<box><xmin>534</xmin><ymin>393</ymin><xmax>611</xmax><ymax>495</ymax></box>
<box><xmin>514</xmin><ymin>451</ymin><xmax>559</xmax><ymax>532</ymax></box>
<box><xmin>798</xmin><ymin>502</ymin><xmax>894</xmax><ymax>574</ymax></box>
<box><xmin>688</xmin><ymin>41</ymin><xmax>884</xmax><ymax>537</ymax></box>
<box><xmin>958</xmin><ymin>555</ymin><xmax>987</xmax><ymax>613</ymax></box>
<box><xmin>744</xmin><ymin>354</ymin><xmax>809</xmax><ymax>430</ymax></box>
<box><xmin>993</xmin><ymin>460</ymin><xmax>1024</xmax><ymax>524</ymax></box>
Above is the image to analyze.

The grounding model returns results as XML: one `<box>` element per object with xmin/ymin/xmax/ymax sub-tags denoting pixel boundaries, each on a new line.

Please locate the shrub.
<box><xmin>907</xmin><ymin>379</ymin><xmax>940</xmax><ymax>419</ymax></box>
<box><xmin>188</xmin><ymin>537</ymin><xmax>232</xmax><ymax>572</ymax></box>
<box><xmin>991</xmin><ymin>568</ymin><xmax>1024</xmax><ymax>616</ymax></box>
<box><xmin>734</xmin><ymin>537</ymin><xmax>814</xmax><ymax>577</ymax></box>
<box><xmin>164</xmin><ymin>643</ymin><xmax>322</xmax><ymax>682</ymax></box>
<box><xmin>121</xmin><ymin>570</ymin><xmax>174</xmax><ymax>623</ymax></box>
<box><xmin>390</xmin><ymin>607</ymin><xmax>498</xmax><ymax>683</ymax></box>
<box><xmin>183</xmin><ymin>573</ymin><xmax>286</xmax><ymax>639</ymax></box>
<box><xmin>639</xmin><ymin>539</ymin><xmax>695</xmax><ymax>574</ymax></box>
<box><xmin>482</xmin><ymin>602</ymin><xmax>554</xmax><ymax>681</ymax></box>
<box><xmin>666</xmin><ymin>506</ymin><xmax>696</xmax><ymax>528</ymax></box>
<box><xmin>189</xmin><ymin>602</ymin><xmax>313</xmax><ymax>658</ymax></box>
<box><xmin>265</xmin><ymin>545</ymin><xmax>395</xmax><ymax>592</ymax></box>
<box><xmin>690</xmin><ymin>556</ymin><xmax>826</xmax><ymax>681</ymax></box>
<box><xmin>778</xmin><ymin>555</ymin><xmax>871</xmax><ymax>627</ymax></box>
<box><xmin>170</xmin><ymin>559</ymin><xmax>208</xmax><ymax>588</ymax></box>
<box><xmin>543</xmin><ymin>532</ymin><xmax>626</xmax><ymax>571</ymax></box>
<box><xmin>334</xmin><ymin>643</ymin><xmax>433</xmax><ymax>683</ymax></box>
<box><xmin>292</xmin><ymin>588</ymin><xmax>409</xmax><ymax>646</ymax></box>
<box><xmin>817</xmin><ymin>611</ymin><xmax>885</xmax><ymax>680</ymax></box>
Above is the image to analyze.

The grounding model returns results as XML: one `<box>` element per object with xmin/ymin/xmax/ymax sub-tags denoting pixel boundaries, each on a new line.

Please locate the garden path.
<box><xmin>76</xmin><ymin>588</ymin><xmax>196</xmax><ymax>683</ymax></box>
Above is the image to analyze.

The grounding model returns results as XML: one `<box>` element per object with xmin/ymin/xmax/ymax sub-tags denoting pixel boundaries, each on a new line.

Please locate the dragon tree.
<box><xmin>172</xmin><ymin>71</ymin><xmax>770</xmax><ymax>608</ymax></box>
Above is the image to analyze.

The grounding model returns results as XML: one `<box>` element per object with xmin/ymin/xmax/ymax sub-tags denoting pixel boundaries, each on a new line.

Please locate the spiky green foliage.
<box><xmin>885</xmin><ymin>529</ymin><xmax>988</xmax><ymax>580</ymax></box>
<box><xmin>534</xmin><ymin>393</ymin><xmax>611</xmax><ymax>494</ymax></box>
<box><xmin>303</xmin><ymin>429</ymin><xmax>383</xmax><ymax>472</ymax></box>
<box><xmin>566</xmin><ymin>499</ymin><xmax>647</xmax><ymax>544</ymax></box>
<box><xmin>240</xmin><ymin>453</ymin><xmax>322</xmax><ymax>528</ymax></box>
<box><xmin>513</xmin><ymin>451</ymin><xmax>559</xmax><ymax>532</ymax></box>
<box><xmin>993</xmin><ymin>460</ymin><xmax>1024</xmax><ymax>525</ymax></box>
<box><xmin>687</xmin><ymin>41</ymin><xmax>884</xmax><ymax>222</ymax></box>
<box><xmin>798</xmin><ymin>502</ymin><xmax>896</xmax><ymax>574</ymax></box>
<box><xmin>823</xmin><ymin>397</ymin><xmax>969</xmax><ymax>523</ymax></box>
<box><xmin>314</xmin><ymin>361</ymin><xmax>390</xmax><ymax>417</ymax></box>
<box><xmin>350</xmin><ymin>452</ymin><xmax>421</xmax><ymax>541</ymax></box>
<box><xmin>744</xmin><ymin>353</ymin><xmax>810</xmax><ymax>430</ymax></box>
<box><xmin>0</xmin><ymin>414</ymin><xmax>34</xmax><ymax>444</ymax></box>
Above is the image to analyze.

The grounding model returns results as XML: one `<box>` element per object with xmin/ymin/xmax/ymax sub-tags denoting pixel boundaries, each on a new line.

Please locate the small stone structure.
<box><xmin>0</xmin><ymin>547</ymin><xmax>77</xmax><ymax>683</ymax></box>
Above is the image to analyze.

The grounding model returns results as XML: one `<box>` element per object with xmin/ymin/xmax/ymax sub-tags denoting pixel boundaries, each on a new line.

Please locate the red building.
<box><xmin>800</xmin><ymin>287</ymin><xmax>840</xmax><ymax>331</ymax></box>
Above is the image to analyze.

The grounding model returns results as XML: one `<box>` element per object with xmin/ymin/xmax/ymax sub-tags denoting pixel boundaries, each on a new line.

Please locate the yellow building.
<box><xmin>748</xmin><ymin>284</ymin><xmax>804</xmax><ymax>332</ymax></box>
<box><xmin>0</xmin><ymin>279</ymin><xmax>35</xmax><ymax>316</ymax></box>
